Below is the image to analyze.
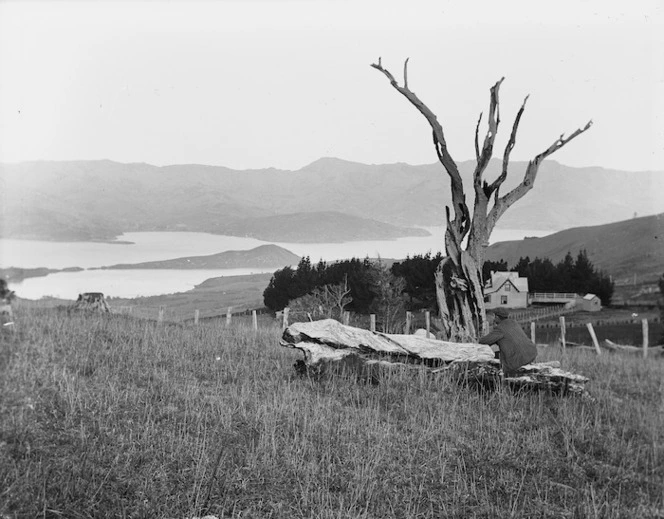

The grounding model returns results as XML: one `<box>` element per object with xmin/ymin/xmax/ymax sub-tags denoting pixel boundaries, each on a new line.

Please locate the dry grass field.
<box><xmin>1</xmin><ymin>306</ymin><xmax>663</xmax><ymax>518</ymax></box>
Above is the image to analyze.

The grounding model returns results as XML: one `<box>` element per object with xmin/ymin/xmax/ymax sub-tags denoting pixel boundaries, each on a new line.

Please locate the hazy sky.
<box><xmin>0</xmin><ymin>0</ymin><xmax>662</xmax><ymax>171</ymax></box>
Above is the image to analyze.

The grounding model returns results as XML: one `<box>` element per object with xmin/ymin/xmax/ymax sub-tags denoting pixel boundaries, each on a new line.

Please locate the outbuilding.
<box><xmin>577</xmin><ymin>293</ymin><xmax>601</xmax><ymax>312</ymax></box>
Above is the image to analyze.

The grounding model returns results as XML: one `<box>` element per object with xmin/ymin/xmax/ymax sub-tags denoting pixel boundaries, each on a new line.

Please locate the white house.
<box><xmin>484</xmin><ymin>271</ymin><xmax>529</xmax><ymax>309</ymax></box>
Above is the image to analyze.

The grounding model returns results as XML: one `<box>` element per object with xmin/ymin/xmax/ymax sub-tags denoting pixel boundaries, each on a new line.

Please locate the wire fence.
<box><xmin>15</xmin><ymin>297</ymin><xmax>655</xmax><ymax>358</ymax></box>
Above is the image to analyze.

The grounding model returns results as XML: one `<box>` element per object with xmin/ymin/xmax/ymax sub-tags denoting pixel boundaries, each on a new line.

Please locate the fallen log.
<box><xmin>281</xmin><ymin>319</ymin><xmax>589</xmax><ymax>395</ymax></box>
<box><xmin>604</xmin><ymin>339</ymin><xmax>664</xmax><ymax>356</ymax></box>
<box><xmin>282</xmin><ymin>318</ymin><xmax>495</xmax><ymax>365</ymax></box>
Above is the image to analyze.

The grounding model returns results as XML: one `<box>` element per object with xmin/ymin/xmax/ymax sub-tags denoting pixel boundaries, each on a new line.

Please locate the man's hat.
<box><xmin>491</xmin><ymin>308</ymin><xmax>510</xmax><ymax>319</ymax></box>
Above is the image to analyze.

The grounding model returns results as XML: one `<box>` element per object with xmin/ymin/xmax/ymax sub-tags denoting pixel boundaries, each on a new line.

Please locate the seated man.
<box><xmin>479</xmin><ymin>308</ymin><xmax>537</xmax><ymax>376</ymax></box>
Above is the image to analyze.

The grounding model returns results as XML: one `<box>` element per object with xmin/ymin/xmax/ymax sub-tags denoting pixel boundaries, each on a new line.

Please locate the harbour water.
<box><xmin>1</xmin><ymin>227</ymin><xmax>551</xmax><ymax>299</ymax></box>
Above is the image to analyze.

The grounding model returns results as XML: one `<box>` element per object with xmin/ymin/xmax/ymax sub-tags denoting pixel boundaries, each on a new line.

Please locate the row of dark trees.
<box><xmin>263</xmin><ymin>257</ymin><xmax>416</xmax><ymax>333</ymax></box>
<box><xmin>263</xmin><ymin>257</ymin><xmax>382</xmax><ymax>314</ymax></box>
<box><xmin>484</xmin><ymin>250</ymin><xmax>614</xmax><ymax>305</ymax></box>
<box><xmin>263</xmin><ymin>254</ymin><xmax>443</xmax><ymax>315</ymax></box>
<box><xmin>263</xmin><ymin>249</ymin><xmax>614</xmax><ymax>313</ymax></box>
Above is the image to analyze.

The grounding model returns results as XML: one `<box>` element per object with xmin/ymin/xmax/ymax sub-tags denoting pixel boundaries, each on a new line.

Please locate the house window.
<box><xmin>501</xmin><ymin>296</ymin><xmax>508</xmax><ymax>305</ymax></box>
<box><xmin>504</xmin><ymin>283</ymin><xmax>511</xmax><ymax>292</ymax></box>
<box><xmin>484</xmin><ymin>295</ymin><xmax>491</xmax><ymax>303</ymax></box>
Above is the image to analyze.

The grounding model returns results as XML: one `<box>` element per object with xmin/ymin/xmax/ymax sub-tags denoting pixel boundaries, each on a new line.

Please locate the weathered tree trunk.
<box><xmin>371</xmin><ymin>59</ymin><xmax>592</xmax><ymax>342</ymax></box>
<box><xmin>282</xmin><ymin>319</ymin><xmax>590</xmax><ymax>395</ymax></box>
<box><xmin>435</xmin><ymin>253</ymin><xmax>485</xmax><ymax>342</ymax></box>
<box><xmin>73</xmin><ymin>292</ymin><xmax>111</xmax><ymax>313</ymax></box>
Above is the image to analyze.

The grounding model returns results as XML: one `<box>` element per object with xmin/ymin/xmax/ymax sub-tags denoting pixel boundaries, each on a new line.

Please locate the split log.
<box><xmin>282</xmin><ymin>318</ymin><xmax>495</xmax><ymax>366</ymax></box>
<box><xmin>604</xmin><ymin>339</ymin><xmax>664</xmax><ymax>356</ymax></box>
<box><xmin>281</xmin><ymin>319</ymin><xmax>589</xmax><ymax>395</ymax></box>
<box><xmin>435</xmin><ymin>359</ymin><xmax>589</xmax><ymax>396</ymax></box>
<box><xmin>502</xmin><ymin>361</ymin><xmax>589</xmax><ymax>395</ymax></box>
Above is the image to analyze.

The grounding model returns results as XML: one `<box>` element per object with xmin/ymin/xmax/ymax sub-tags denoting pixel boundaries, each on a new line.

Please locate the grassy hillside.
<box><xmin>486</xmin><ymin>213</ymin><xmax>664</xmax><ymax>282</ymax></box>
<box><xmin>1</xmin><ymin>308</ymin><xmax>662</xmax><ymax>517</ymax></box>
<box><xmin>108</xmin><ymin>273</ymin><xmax>274</xmax><ymax>321</ymax></box>
<box><xmin>100</xmin><ymin>245</ymin><xmax>300</xmax><ymax>270</ymax></box>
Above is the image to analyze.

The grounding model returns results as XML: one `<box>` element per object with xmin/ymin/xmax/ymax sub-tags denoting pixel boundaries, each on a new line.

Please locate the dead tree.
<box><xmin>371</xmin><ymin>58</ymin><xmax>592</xmax><ymax>342</ymax></box>
<box><xmin>325</xmin><ymin>276</ymin><xmax>353</xmax><ymax>318</ymax></box>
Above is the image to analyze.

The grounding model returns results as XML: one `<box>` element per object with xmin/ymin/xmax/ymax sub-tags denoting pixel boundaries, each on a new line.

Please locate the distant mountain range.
<box><xmin>98</xmin><ymin>244</ymin><xmax>300</xmax><ymax>270</ymax></box>
<box><xmin>1</xmin><ymin>158</ymin><xmax>662</xmax><ymax>242</ymax></box>
<box><xmin>486</xmin><ymin>213</ymin><xmax>664</xmax><ymax>282</ymax></box>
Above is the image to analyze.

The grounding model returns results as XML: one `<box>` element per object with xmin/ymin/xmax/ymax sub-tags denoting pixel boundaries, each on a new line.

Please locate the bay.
<box><xmin>14</xmin><ymin>268</ymin><xmax>268</xmax><ymax>300</ymax></box>
<box><xmin>1</xmin><ymin>227</ymin><xmax>550</xmax><ymax>300</ymax></box>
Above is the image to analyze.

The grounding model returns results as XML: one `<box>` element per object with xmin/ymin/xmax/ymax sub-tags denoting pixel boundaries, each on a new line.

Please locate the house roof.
<box><xmin>484</xmin><ymin>271</ymin><xmax>528</xmax><ymax>294</ymax></box>
<box><xmin>583</xmin><ymin>293</ymin><xmax>599</xmax><ymax>300</ymax></box>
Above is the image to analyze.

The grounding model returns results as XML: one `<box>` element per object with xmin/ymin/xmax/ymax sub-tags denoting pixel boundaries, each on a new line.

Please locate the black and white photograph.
<box><xmin>1</xmin><ymin>0</ymin><xmax>662</xmax><ymax>517</ymax></box>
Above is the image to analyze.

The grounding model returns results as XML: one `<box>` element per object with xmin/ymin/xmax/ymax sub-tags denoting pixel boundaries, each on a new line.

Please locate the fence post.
<box><xmin>252</xmin><ymin>310</ymin><xmax>258</xmax><ymax>331</ymax></box>
<box><xmin>425</xmin><ymin>311</ymin><xmax>431</xmax><ymax>339</ymax></box>
<box><xmin>370</xmin><ymin>314</ymin><xmax>376</xmax><ymax>333</ymax></box>
<box><xmin>282</xmin><ymin>308</ymin><xmax>290</xmax><ymax>331</ymax></box>
<box><xmin>530</xmin><ymin>322</ymin><xmax>536</xmax><ymax>344</ymax></box>
<box><xmin>194</xmin><ymin>309</ymin><xmax>199</xmax><ymax>325</ymax></box>
<box><xmin>559</xmin><ymin>316</ymin><xmax>566</xmax><ymax>349</ymax></box>
<box><xmin>158</xmin><ymin>306</ymin><xmax>164</xmax><ymax>323</ymax></box>
<box><xmin>586</xmin><ymin>323</ymin><xmax>601</xmax><ymax>355</ymax></box>
<box><xmin>405</xmin><ymin>311</ymin><xmax>412</xmax><ymax>334</ymax></box>
<box><xmin>226</xmin><ymin>307</ymin><xmax>232</xmax><ymax>326</ymax></box>
<box><xmin>642</xmin><ymin>319</ymin><xmax>649</xmax><ymax>358</ymax></box>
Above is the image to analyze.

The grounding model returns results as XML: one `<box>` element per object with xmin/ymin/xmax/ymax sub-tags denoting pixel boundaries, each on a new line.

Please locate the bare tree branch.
<box><xmin>474</xmin><ymin>112</ymin><xmax>483</xmax><ymax>162</ymax></box>
<box><xmin>372</xmin><ymin>58</ymin><xmax>469</xmax><ymax>238</ymax></box>
<box><xmin>473</xmin><ymin>78</ymin><xmax>504</xmax><ymax>184</ymax></box>
<box><xmin>403</xmin><ymin>57</ymin><xmax>409</xmax><ymax>90</ymax></box>
<box><xmin>485</xmin><ymin>94</ymin><xmax>530</xmax><ymax>202</ymax></box>
<box><xmin>503</xmin><ymin>96</ymin><xmax>529</xmax><ymax>170</ymax></box>
<box><xmin>534</xmin><ymin>120</ymin><xmax>593</xmax><ymax>160</ymax></box>
<box><xmin>467</xmin><ymin>78</ymin><xmax>504</xmax><ymax>260</ymax></box>
<box><xmin>487</xmin><ymin>119</ymin><xmax>593</xmax><ymax>233</ymax></box>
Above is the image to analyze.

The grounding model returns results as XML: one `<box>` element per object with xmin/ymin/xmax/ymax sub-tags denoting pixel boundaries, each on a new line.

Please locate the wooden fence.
<box><xmin>510</xmin><ymin>304</ymin><xmax>574</xmax><ymax>323</ymax></box>
<box><xmin>106</xmin><ymin>304</ymin><xmax>661</xmax><ymax>358</ymax></box>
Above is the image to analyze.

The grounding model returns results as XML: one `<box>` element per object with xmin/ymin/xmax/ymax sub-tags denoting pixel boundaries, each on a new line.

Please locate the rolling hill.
<box><xmin>486</xmin><ymin>213</ymin><xmax>664</xmax><ymax>282</ymax></box>
<box><xmin>1</xmin><ymin>158</ymin><xmax>662</xmax><ymax>242</ymax></box>
<box><xmin>98</xmin><ymin>244</ymin><xmax>300</xmax><ymax>270</ymax></box>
